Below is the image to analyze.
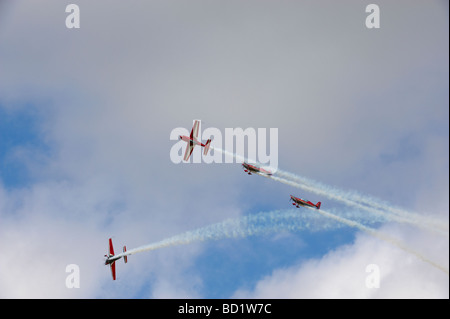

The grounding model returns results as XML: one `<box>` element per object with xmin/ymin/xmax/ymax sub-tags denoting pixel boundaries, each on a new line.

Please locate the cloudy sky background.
<box><xmin>0</xmin><ymin>0</ymin><xmax>448</xmax><ymax>298</ymax></box>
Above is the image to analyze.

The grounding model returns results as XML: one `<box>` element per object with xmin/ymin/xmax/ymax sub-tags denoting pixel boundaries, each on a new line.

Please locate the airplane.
<box><xmin>242</xmin><ymin>162</ymin><xmax>273</xmax><ymax>176</ymax></box>
<box><xmin>179</xmin><ymin>120</ymin><xmax>212</xmax><ymax>161</ymax></box>
<box><xmin>290</xmin><ymin>195</ymin><xmax>321</xmax><ymax>209</ymax></box>
<box><xmin>104</xmin><ymin>238</ymin><xmax>127</xmax><ymax>280</ymax></box>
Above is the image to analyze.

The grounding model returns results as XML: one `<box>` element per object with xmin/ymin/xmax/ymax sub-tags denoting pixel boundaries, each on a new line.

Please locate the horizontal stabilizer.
<box><xmin>203</xmin><ymin>139</ymin><xmax>211</xmax><ymax>155</ymax></box>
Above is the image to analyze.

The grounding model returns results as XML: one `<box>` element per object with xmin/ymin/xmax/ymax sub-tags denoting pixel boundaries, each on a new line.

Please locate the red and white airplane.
<box><xmin>104</xmin><ymin>238</ymin><xmax>127</xmax><ymax>280</ymax></box>
<box><xmin>242</xmin><ymin>162</ymin><xmax>273</xmax><ymax>176</ymax></box>
<box><xmin>179</xmin><ymin>120</ymin><xmax>212</xmax><ymax>161</ymax></box>
<box><xmin>290</xmin><ymin>195</ymin><xmax>321</xmax><ymax>209</ymax></box>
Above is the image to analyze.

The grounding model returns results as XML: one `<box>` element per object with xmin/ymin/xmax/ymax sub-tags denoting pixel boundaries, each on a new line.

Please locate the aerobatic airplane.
<box><xmin>290</xmin><ymin>195</ymin><xmax>321</xmax><ymax>209</ymax></box>
<box><xmin>242</xmin><ymin>162</ymin><xmax>273</xmax><ymax>176</ymax></box>
<box><xmin>104</xmin><ymin>238</ymin><xmax>127</xmax><ymax>280</ymax></box>
<box><xmin>179</xmin><ymin>120</ymin><xmax>212</xmax><ymax>161</ymax></box>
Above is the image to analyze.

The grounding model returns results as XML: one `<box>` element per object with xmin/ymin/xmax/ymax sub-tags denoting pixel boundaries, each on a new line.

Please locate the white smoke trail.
<box><xmin>266</xmin><ymin>174</ymin><xmax>448</xmax><ymax>236</ymax></box>
<box><xmin>115</xmin><ymin>208</ymin><xmax>383</xmax><ymax>259</ymax></box>
<box><xmin>211</xmin><ymin>146</ymin><xmax>448</xmax><ymax>236</ymax></box>
<box><xmin>211</xmin><ymin>146</ymin><xmax>248</xmax><ymax>164</ymax></box>
<box><xmin>114</xmin><ymin>207</ymin><xmax>448</xmax><ymax>276</ymax></box>
<box><xmin>276</xmin><ymin>169</ymin><xmax>448</xmax><ymax>234</ymax></box>
<box><xmin>188</xmin><ymin>146</ymin><xmax>448</xmax><ymax>273</ymax></box>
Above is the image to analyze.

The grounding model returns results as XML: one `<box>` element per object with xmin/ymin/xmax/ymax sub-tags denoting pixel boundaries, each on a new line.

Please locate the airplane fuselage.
<box><xmin>242</xmin><ymin>163</ymin><xmax>272</xmax><ymax>175</ymax></box>
<box><xmin>180</xmin><ymin>135</ymin><xmax>202</xmax><ymax>146</ymax></box>
<box><xmin>243</xmin><ymin>163</ymin><xmax>258</xmax><ymax>172</ymax></box>
<box><xmin>290</xmin><ymin>195</ymin><xmax>321</xmax><ymax>209</ymax></box>
<box><xmin>104</xmin><ymin>254</ymin><xmax>122</xmax><ymax>265</ymax></box>
<box><xmin>294</xmin><ymin>200</ymin><xmax>315</xmax><ymax>208</ymax></box>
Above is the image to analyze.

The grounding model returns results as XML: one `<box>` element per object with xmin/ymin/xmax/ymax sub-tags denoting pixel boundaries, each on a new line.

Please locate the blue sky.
<box><xmin>0</xmin><ymin>105</ymin><xmax>44</xmax><ymax>187</ymax></box>
<box><xmin>0</xmin><ymin>0</ymin><xmax>448</xmax><ymax>298</ymax></box>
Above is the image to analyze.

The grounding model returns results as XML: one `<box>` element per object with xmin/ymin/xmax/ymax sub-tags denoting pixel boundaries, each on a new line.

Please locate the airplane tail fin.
<box><xmin>203</xmin><ymin>139</ymin><xmax>212</xmax><ymax>155</ymax></box>
<box><xmin>316</xmin><ymin>202</ymin><xmax>321</xmax><ymax>209</ymax></box>
<box><xmin>123</xmin><ymin>246</ymin><xmax>127</xmax><ymax>263</ymax></box>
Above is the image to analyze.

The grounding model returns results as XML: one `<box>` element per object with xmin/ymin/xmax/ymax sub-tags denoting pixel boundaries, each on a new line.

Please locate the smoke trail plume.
<box><xmin>212</xmin><ymin>146</ymin><xmax>448</xmax><ymax>236</ymax></box>
<box><xmin>266</xmin><ymin>174</ymin><xmax>447</xmax><ymax>236</ymax></box>
<box><xmin>275</xmin><ymin>169</ymin><xmax>448</xmax><ymax>234</ymax></box>
<box><xmin>115</xmin><ymin>207</ymin><xmax>448</xmax><ymax>276</ymax></box>
<box><xmin>115</xmin><ymin>208</ymin><xmax>383</xmax><ymax>259</ymax></box>
<box><xmin>161</xmin><ymin>146</ymin><xmax>448</xmax><ymax>274</ymax></box>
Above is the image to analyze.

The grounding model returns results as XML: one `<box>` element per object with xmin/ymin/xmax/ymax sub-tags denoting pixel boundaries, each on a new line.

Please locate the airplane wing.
<box><xmin>190</xmin><ymin>120</ymin><xmax>200</xmax><ymax>140</ymax></box>
<box><xmin>109</xmin><ymin>238</ymin><xmax>115</xmax><ymax>256</ymax></box>
<box><xmin>183</xmin><ymin>143</ymin><xmax>195</xmax><ymax>161</ymax></box>
<box><xmin>110</xmin><ymin>262</ymin><xmax>116</xmax><ymax>280</ymax></box>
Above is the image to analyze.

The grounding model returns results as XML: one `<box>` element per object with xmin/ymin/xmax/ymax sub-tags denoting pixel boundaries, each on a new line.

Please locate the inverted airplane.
<box><xmin>242</xmin><ymin>162</ymin><xmax>273</xmax><ymax>176</ymax></box>
<box><xmin>290</xmin><ymin>195</ymin><xmax>321</xmax><ymax>209</ymax></box>
<box><xmin>179</xmin><ymin>120</ymin><xmax>212</xmax><ymax>161</ymax></box>
<box><xmin>104</xmin><ymin>238</ymin><xmax>127</xmax><ymax>280</ymax></box>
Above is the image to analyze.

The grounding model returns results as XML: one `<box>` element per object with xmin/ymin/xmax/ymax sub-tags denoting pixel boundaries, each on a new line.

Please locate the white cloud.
<box><xmin>0</xmin><ymin>186</ymin><xmax>106</xmax><ymax>298</ymax></box>
<box><xmin>232</xmin><ymin>223</ymin><xmax>449</xmax><ymax>298</ymax></box>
